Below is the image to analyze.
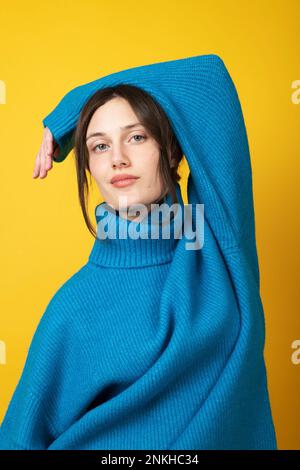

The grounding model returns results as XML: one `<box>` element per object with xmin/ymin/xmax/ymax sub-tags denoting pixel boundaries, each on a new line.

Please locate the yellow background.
<box><xmin>0</xmin><ymin>0</ymin><xmax>299</xmax><ymax>450</ymax></box>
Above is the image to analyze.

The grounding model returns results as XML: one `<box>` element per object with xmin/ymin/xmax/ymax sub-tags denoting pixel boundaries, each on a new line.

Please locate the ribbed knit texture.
<box><xmin>0</xmin><ymin>54</ymin><xmax>277</xmax><ymax>450</ymax></box>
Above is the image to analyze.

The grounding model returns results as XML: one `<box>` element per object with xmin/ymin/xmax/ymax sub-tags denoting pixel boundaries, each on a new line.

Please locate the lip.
<box><xmin>111</xmin><ymin>174</ymin><xmax>139</xmax><ymax>184</ymax></box>
<box><xmin>111</xmin><ymin>177</ymin><xmax>139</xmax><ymax>188</ymax></box>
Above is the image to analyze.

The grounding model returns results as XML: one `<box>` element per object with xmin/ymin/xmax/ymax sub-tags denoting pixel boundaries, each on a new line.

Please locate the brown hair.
<box><xmin>73</xmin><ymin>84</ymin><xmax>184</xmax><ymax>239</ymax></box>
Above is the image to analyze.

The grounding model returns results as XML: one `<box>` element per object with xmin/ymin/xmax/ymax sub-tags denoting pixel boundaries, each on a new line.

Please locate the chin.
<box><xmin>115</xmin><ymin>192</ymin><xmax>141</xmax><ymax>208</ymax></box>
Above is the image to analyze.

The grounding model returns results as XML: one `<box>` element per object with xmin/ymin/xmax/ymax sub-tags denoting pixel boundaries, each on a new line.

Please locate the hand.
<box><xmin>32</xmin><ymin>127</ymin><xmax>60</xmax><ymax>179</ymax></box>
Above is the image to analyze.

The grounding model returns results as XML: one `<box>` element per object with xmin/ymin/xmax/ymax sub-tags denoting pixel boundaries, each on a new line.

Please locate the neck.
<box><xmin>88</xmin><ymin>183</ymin><xmax>184</xmax><ymax>268</ymax></box>
<box><xmin>113</xmin><ymin>195</ymin><xmax>167</xmax><ymax>222</ymax></box>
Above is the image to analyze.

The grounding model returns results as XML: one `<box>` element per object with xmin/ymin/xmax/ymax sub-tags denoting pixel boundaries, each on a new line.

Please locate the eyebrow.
<box><xmin>86</xmin><ymin>122</ymin><xmax>144</xmax><ymax>142</ymax></box>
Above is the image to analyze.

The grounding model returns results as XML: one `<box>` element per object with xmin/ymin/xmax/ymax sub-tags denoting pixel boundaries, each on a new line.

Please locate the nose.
<box><xmin>112</xmin><ymin>160</ymin><xmax>130</xmax><ymax>169</ymax></box>
<box><xmin>111</xmin><ymin>147</ymin><xmax>131</xmax><ymax>169</ymax></box>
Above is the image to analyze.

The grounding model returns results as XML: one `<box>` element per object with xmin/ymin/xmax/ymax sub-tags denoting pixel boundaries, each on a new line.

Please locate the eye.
<box><xmin>91</xmin><ymin>134</ymin><xmax>147</xmax><ymax>153</ymax></box>
<box><xmin>131</xmin><ymin>134</ymin><xmax>147</xmax><ymax>143</ymax></box>
<box><xmin>92</xmin><ymin>143</ymin><xmax>108</xmax><ymax>152</ymax></box>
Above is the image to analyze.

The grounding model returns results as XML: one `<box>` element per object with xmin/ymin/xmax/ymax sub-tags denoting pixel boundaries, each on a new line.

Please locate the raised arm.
<box><xmin>34</xmin><ymin>54</ymin><xmax>257</xmax><ymax>264</ymax></box>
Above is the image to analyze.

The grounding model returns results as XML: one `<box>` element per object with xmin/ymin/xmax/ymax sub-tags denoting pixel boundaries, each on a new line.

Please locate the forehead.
<box><xmin>89</xmin><ymin>97</ymin><xmax>139</xmax><ymax>126</ymax></box>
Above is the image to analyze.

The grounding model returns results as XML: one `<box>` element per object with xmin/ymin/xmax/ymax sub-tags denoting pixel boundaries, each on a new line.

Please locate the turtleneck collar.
<box><xmin>88</xmin><ymin>182</ymin><xmax>184</xmax><ymax>268</ymax></box>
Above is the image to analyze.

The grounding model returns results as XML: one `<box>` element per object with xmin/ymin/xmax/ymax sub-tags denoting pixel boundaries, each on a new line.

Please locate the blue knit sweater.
<box><xmin>0</xmin><ymin>54</ymin><xmax>277</xmax><ymax>450</ymax></box>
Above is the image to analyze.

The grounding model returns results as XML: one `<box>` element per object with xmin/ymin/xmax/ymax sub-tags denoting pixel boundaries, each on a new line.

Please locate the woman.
<box><xmin>0</xmin><ymin>54</ymin><xmax>278</xmax><ymax>450</ymax></box>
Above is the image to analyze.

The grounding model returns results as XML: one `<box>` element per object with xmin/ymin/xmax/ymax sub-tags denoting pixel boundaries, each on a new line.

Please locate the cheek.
<box><xmin>137</xmin><ymin>146</ymin><xmax>160</xmax><ymax>172</ymax></box>
<box><xmin>89</xmin><ymin>156</ymin><xmax>106</xmax><ymax>180</ymax></box>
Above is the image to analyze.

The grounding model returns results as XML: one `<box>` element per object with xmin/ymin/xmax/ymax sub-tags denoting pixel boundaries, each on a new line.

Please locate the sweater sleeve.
<box><xmin>0</xmin><ymin>278</ymin><xmax>93</xmax><ymax>450</ymax></box>
<box><xmin>42</xmin><ymin>78</ymin><xmax>104</xmax><ymax>163</ymax></box>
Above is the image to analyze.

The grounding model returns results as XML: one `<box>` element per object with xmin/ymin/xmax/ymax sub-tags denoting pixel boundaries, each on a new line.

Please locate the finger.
<box><xmin>45</xmin><ymin>154</ymin><xmax>53</xmax><ymax>171</ymax></box>
<box><xmin>44</xmin><ymin>131</ymin><xmax>54</xmax><ymax>172</ymax></box>
<box><xmin>32</xmin><ymin>152</ymin><xmax>41</xmax><ymax>178</ymax></box>
<box><xmin>46</xmin><ymin>132</ymin><xmax>53</xmax><ymax>156</ymax></box>
<box><xmin>39</xmin><ymin>141</ymin><xmax>48</xmax><ymax>178</ymax></box>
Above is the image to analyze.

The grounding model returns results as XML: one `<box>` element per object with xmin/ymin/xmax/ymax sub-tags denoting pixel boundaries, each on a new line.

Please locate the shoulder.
<box><xmin>1</xmin><ymin>264</ymin><xmax>102</xmax><ymax>424</ymax></box>
<box><xmin>45</xmin><ymin>261</ymin><xmax>101</xmax><ymax>313</ymax></box>
<box><xmin>34</xmin><ymin>262</ymin><xmax>101</xmax><ymax>337</ymax></box>
<box><xmin>21</xmin><ymin>263</ymin><xmax>101</xmax><ymax>379</ymax></box>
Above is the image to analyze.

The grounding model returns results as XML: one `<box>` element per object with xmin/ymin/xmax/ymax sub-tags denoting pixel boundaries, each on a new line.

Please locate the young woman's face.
<box><xmin>86</xmin><ymin>97</ymin><xmax>164</xmax><ymax>218</ymax></box>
